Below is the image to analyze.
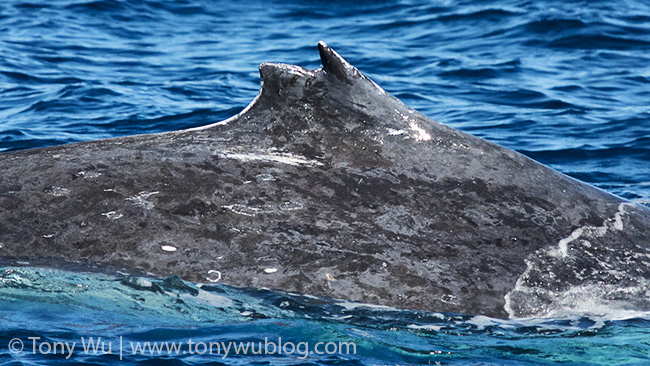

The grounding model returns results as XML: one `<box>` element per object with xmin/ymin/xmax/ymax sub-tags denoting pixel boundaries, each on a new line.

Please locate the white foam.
<box><xmin>506</xmin><ymin>202</ymin><xmax>648</xmax><ymax>319</ymax></box>
<box><xmin>465</xmin><ymin>315</ymin><xmax>499</xmax><ymax>330</ymax></box>
<box><xmin>407</xmin><ymin>324</ymin><xmax>443</xmax><ymax>331</ymax></box>
<box><xmin>508</xmin><ymin>283</ymin><xmax>650</xmax><ymax>321</ymax></box>
<box><xmin>336</xmin><ymin>300</ymin><xmax>395</xmax><ymax>311</ymax></box>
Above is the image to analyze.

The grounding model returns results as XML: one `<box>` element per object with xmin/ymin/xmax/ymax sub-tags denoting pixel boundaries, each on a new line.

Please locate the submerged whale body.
<box><xmin>1</xmin><ymin>42</ymin><xmax>649</xmax><ymax>318</ymax></box>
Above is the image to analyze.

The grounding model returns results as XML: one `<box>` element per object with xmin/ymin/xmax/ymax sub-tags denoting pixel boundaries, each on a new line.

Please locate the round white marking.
<box><xmin>206</xmin><ymin>270</ymin><xmax>222</xmax><ymax>283</ymax></box>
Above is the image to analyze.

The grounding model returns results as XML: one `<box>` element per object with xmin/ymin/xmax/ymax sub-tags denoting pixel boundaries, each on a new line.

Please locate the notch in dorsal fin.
<box><xmin>318</xmin><ymin>41</ymin><xmax>355</xmax><ymax>84</ymax></box>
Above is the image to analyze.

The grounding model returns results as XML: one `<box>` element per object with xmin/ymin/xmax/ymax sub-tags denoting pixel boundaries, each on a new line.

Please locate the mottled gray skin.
<box><xmin>1</xmin><ymin>42</ymin><xmax>649</xmax><ymax>318</ymax></box>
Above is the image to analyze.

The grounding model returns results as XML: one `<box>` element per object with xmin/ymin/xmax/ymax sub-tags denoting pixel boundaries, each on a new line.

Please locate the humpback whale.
<box><xmin>1</xmin><ymin>42</ymin><xmax>649</xmax><ymax>318</ymax></box>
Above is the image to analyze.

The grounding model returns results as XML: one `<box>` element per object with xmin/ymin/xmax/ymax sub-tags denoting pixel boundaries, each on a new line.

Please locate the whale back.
<box><xmin>1</xmin><ymin>42</ymin><xmax>649</xmax><ymax>318</ymax></box>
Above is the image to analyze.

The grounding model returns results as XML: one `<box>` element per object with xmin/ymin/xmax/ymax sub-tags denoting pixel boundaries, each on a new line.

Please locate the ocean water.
<box><xmin>1</xmin><ymin>0</ymin><xmax>649</xmax><ymax>364</ymax></box>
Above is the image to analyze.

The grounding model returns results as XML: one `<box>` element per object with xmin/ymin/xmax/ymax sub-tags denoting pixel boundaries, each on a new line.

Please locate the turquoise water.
<box><xmin>1</xmin><ymin>268</ymin><xmax>650</xmax><ymax>365</ymax></box>
<box><xmin>1</xmin><ymin>0</ymin><xmax>650</xmax><ymax>364</ymax></box>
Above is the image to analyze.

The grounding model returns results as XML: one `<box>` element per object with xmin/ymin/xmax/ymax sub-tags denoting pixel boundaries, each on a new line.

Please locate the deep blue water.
<box><xmin>1</xmin><ymin>0</ymin><xmax>650</xmax><ymax>364</ymax></box>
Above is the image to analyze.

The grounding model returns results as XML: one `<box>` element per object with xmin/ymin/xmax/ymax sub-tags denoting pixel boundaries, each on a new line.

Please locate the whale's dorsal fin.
<box><xmin>318</xmin><ymin>41</ymin><xmax>356</xmax><ymax>85</ymax></box>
